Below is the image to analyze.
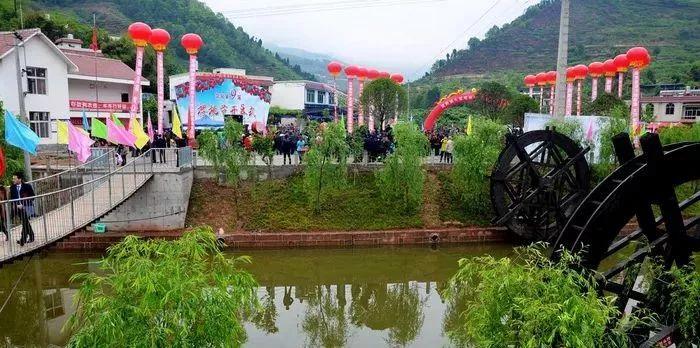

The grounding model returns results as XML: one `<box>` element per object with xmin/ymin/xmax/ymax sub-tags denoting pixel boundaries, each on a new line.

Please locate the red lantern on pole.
<box><xmin>524</xmin><ymin>74</ymin><xmax>537</xmax><ymax>97</ymax></box>
<box><xmin>574</xmin><ymin>64</ymin><xmax>588</xmax><ymax>116</ymax></box>
<box><xmin>588</xmin><ymin>61</ymin><xmax>604</xmax><ymax>101</ymax></box>
<box><xmin>356</xmin><ymin>67</ymin><xmax>368</xmax><ymax>125</ymax></box>
<box><xmin>327</xmin><ymin>61</ymin><xmax>343</xmax><ymax>121</ymax></box>
<box><xmin>181</xmin><ymin>33</ymin><xmax>204</xmax><ymax>144</ymax></box>
<box><xmin>149</xmin><ymin>28</ymin><xmax>171</xmax><ymax>135</ymax></box>
<box><xmin>345</xmin><ymin>65</ymin><xmax>359</xmax><ymax>132</ymax></box>
<box><xmin>127</xmin><ymin>22</ymin><xmax>152</xmax><ymax>133</ymax></box>
<box><xmin>381</xmin><ymin>72</ymin><xmax>391</xmax><ymax>79</ymax></box>
<box><xmin>327</xmin><ymin>61</ymin><xmax>342</xmax><ymax>77</ymax></box>
<box><xmin>627</xmin><ymin>47</ymin><xmax>651</xmax><ymax>143</ymax></box>
<box><xmin>614</xmin><ymin>54</ymin><xmax>630</xmax><ymax>98</ymax></box>
<box><xmin>535</xmin><ymin>72</ymin><xmax>547</xmax><ymax>113</ymax></box>
<box><xmin>546</xmin><ymin>71</ymin><xmax>557</xmax><ymax>115</ymax></box>
<box><xmin>565</xmin><ymin>67</ymin><xmax>577</xmax><ymax>116</ymax></box>
<box><xmin>603</xmin><ymin>59</ymin><xmax>617</xmax><ymax>94</ymax></box>
<box><xmin>390</xmin><ymin>73</ymin><xmax>404</xmax><ymax>84</ymax></box>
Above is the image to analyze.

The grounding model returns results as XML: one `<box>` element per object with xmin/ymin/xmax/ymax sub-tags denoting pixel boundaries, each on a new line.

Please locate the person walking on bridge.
<box><xmin>10</xmin><ymin>172</ymin><xmax>35</xmax><ymax>246</ymax></box>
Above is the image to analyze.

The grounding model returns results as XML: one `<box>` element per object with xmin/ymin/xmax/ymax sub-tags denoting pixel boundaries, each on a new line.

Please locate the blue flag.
<box><xmin>82</xmin><ymin>110</ymin><xmax>91</xmax><ymax>131</ymax></box>
<box><xmin>4</xmin><ymin>110</ymin><xmax>40</xmax><ymax>155</ymax></box>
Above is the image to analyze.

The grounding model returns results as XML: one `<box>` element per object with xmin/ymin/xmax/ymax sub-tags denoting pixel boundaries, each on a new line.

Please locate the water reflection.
<box><xmin>0</xmin><ymin>244</ymin><xmax>513</xmax><ymax>347</ymax></box>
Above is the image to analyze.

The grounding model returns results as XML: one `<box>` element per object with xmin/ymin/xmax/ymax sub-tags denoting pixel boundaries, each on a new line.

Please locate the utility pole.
<box><xmin>14</xmin><ymin>31</ymin><xmax>33</xmax><ymax>181</ymax></box>
<box><xmin>553</xmin><ymin>0</ymin><xmax>570</xmax><ymax>119</ymax></box>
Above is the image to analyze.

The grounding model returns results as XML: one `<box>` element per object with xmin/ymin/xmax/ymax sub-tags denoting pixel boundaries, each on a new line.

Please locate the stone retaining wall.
<box><xmin>53</xmin><ymin>227</ymin><xmax>509</xmax><ymax>251</ymax></box>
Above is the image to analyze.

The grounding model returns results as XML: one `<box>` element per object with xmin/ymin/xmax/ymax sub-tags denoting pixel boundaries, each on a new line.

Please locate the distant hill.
<box><xmin>423</xmin><ymin>0</ymin><xmax>700</xmax><ymax>85</ymax></box>
<box><xmin>266</xmin><ymin>42</ymin><xmax>351</xmax><ymax>90</ymax></box>
<box><xmin>0</xmin><ymin>0</ymin><xmax>315</xmax><ymax>83</ymax></box>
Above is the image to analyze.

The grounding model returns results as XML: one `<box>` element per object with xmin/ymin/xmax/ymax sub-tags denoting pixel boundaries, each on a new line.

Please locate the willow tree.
<box><xmin>360</xmin><ymin>78</ymin><xmax>407</xmax><ymax>131</ymax></box>
<box><xmin>377</xmin><ymin>122</ymin><xmax>429</xmax><ymax>215</ymax></box>
<box><xmin>66</xmin><ymin>226</ymin><xmax>259</xmax><ymax>347</ymax></box>
<box><xmin>303</xmin><ymin>121</ymin><xmax>349</xmax><ymax>212</ymax></box>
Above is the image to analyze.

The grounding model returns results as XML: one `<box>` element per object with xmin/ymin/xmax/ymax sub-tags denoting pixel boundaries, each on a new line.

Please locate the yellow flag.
<box><xmin>172</xmin><ymin>105</ymin><xmax>183</xmax><ymax>139</ymax></box>
<box><xmin>57</xmin><ymin>121</ymin><xmax>69</xmax><ymax>144</ymax></box>
<box><xmin>130</xmin><ymin>118</ymin><xmax>150</xmax><ymax>149</ymax></box>
<box><xmin>466</xmin><ymin>115</ymin><xmax>473</xmax><ymax>135</ymax></box>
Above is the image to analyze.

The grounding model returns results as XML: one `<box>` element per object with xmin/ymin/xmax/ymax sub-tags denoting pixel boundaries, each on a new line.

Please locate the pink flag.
<box><xmin>107</xmin><ymin>117</ymin><xmax>136</xmax><ymax>147</ymax></box>
<box><xmin>67</xmin><ymin>122</ymin><xmax>95</xmax><ymax>163</ymax></box>
<box><xmin>586</xmin><ymin>120</ymin><xmax>595</xmax><ymax>142</ymax></box>
<box><xmin>147</xmin><ymin>116</ymin><xmax>155</xmax><ymax>142</ymax></box>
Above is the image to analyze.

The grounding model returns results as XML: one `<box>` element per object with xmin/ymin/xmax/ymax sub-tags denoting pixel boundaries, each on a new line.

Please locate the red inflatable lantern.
<box><xmin>379</xmin><ymin>72</ymin><xmax>391</xmax><ymax>79</ymax></box>
<box><xmin>524</xmin><ymin>74</ymin><xmax>537</xmax><ymax>87</ymax></box>
<box><xmin>573</xmin><ymin>65</ymin><xmax>588</xmax><ymax>116</ymax></box>
<box><xmin>367</xmin><ymin>69</ymin><xmax>380</xmax><ymax>80</ymax></box>
<box><xmin>613</xmin><ymin>54</ymin><xmax>630</xmax><ymax>73</ymax></box>
<box><xmin>574</xmin><ymin>64</ymin><xmax>588</xmax><ymax>80</ymax></box>
<box><xmin>181</xmin><ymin>33</ymin><xmax>203</xmax><ymax>55</ymax></box>
<box><xmin>546</xmin><ymin>71</ymin><xmax>557</xmax><ymax>84</ymax></box>
<box><xmin>603</xmin><ymin>59</ymin><xmax>617</xmax><ymax>77</ymax></box>
<box><xmin>128</xmin><ymin>22</ymin><xmax>151</xmax><ymax>47</ymax></box>
<box><xmin>356</xmin><ymin>67</ymin><xmax>368</xmax><ymax>81</ymax></box>
<box><xmin>345</xmin><ymin>65</ymin><xmax>359</xmax><ymax>77</ymax></box>
<box><xmin>626</xmin><ymin>47</ymin><xmax>651</xmax><ymax>69</ymax></box>
<box><xmin>390</xmin><ymin>73</ymin><xmax>404</xmax><ymax>84</ymax></box>
<box><xmin>588</xmin><ymin>62</ymin><xmax>604</xmax><ymax>78</ymax></box>
<box><xmin>149</xmin><ymin>28</ymin><xmax>171</xmax><ymax>51</ymax></box>
<box><xmin>327</xmin><ymin>61</ymin><xmax>343</xmax><ymax>77</ymax></box>
<box><xmin>535</xmin><ymin>72</ymin><xmax>548</xmax><ymax>86</ymax></box>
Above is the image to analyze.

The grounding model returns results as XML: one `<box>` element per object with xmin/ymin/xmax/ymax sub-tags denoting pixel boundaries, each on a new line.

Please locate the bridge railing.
<box><xmin>1</xmin><ymin>149</ymin><xmax>154</xmax><ymax>262</ymax></box>
<box><xmin>28</xmin><ymin>148</ymin><xmax>115</xmax><ymax>196</ymax></box>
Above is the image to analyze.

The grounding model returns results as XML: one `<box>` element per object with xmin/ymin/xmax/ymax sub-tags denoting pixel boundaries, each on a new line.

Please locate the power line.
<box><xmin>221</xmin><ymin>0</ymin><xmax>446</xmax><ymax>18</ymax></box>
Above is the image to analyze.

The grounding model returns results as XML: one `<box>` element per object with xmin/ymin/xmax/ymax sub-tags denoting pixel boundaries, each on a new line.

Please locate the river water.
<box><xmin>0</xmin><ymin>243</ymin><xmax>513</xmax><ymax>347</ymax></box>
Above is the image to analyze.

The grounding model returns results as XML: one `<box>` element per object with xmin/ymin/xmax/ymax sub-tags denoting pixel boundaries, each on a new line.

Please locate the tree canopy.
<box><xmin>360</xmin><ymin>78</ymin><xmax>407</xmax><ymax>130</ymax></box>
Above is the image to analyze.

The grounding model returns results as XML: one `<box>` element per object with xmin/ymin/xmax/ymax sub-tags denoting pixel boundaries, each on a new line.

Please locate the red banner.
<box><xmin>69</xmin><ymin>100</ymin><xmax>133</xmax><ymax>112</ymax></box>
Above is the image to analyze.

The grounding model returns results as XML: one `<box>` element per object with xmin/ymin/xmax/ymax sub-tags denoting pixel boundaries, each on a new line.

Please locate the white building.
<box><xmin>0</xmin><ymin>29</ymin><xmax>148</xmax><ymax>146</ymax></box>
<box><xmin>641</xmin><ymin>88</ymin><xmax>700</xmax><ymax>124</ymax></box>
<box><xmin>270</xmin><ymin>80</ymin><xmax>339</xmax><ymax>120</ymax></box>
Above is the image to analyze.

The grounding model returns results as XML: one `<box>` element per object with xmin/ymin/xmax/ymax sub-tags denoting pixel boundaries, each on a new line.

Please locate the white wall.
<box><xmin>270</xmin><ymin>83</ymin><xmax>305</xmax><ymax>110</ymax></box>
<box><xmin>0</xmin><ymin>36</ymin><xmax>70</xmax><ymax>144</ymax></box>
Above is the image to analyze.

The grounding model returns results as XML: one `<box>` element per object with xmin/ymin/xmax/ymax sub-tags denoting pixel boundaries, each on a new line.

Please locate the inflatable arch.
<box><xmin>423</xmin><ymin>90</ymin><xmax>477</xmax><ymax>132</ymax></box>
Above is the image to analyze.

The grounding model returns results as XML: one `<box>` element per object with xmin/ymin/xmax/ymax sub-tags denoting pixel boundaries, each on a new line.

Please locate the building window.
<box><xmin>26</xmin><ymin>67</ymin><xmax>47</xmax><ymax>94</ymax></box>
<box><xmin>306</xmin><ymin>89</ymin><xmax>315</xmax><ymax>103</ymax></box>
<box><xmin>29</xmin><ymin>111</ymin><xmax>50</xmax><ymax>138</ymax></box>
<box><xmin>329</xmin><ymin>93</ymin><xmax>335</xmax><ymax>105</ymax></box>
<box><xmin>121</xmin><ymin>93</ymin><xmax>129</xmax><ymax>102</ymax></box>
<box><xmin>317</xmin><ymin>91</ymin><xmax>326</xmax><ymax>104</ymax></box>
<box><xmin>665</xmin><ymin>103</ymin><xmax>675</xmax><ymax>115</ymax></box>
<box><xmin>683</xmin><ymin>106</ymin><xmax>700</xmax><ymax>121</ymax></box>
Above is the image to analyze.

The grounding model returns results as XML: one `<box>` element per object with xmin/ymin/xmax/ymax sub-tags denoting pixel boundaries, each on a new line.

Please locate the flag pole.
<box><xmin>92</xmin><ymin>13</ymin><xmax>100</xmax><ymax>123</ymax></box>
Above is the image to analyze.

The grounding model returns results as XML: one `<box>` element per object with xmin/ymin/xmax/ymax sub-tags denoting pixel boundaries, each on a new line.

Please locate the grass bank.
<box><xmin>186</xmin><ymin>170</ymin><xmax>493</xmax><ymax>232</ymax></box>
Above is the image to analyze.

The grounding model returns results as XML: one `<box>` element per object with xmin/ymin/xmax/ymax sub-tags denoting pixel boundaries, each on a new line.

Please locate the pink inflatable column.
<box><xmin>127</xmin><ymin>22</ymin><xmax>151</xmax><ymax>128</ymax></box>
<box><xmin>149</xmin><ymin>28</ymin><xmax>171</xmax><ymax>135</ymax></box>
<box><xmin>181</xmin><ymin>33</ymin><xmax>203</xmax><ymax>143</ymax></box>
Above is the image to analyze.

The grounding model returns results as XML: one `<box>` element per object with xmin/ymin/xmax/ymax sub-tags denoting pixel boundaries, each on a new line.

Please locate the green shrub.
<box><xmin>647</xmin><ymin>260</ymin><xmax>700</xmax><ymax>343</ymax></box>
<box><xmin>376</xmin><ymin>122</ymin><xmax>429</xmax><ymax>215</ymax></box>
<box><xmin>451</xmin><ymin>118</ymin><xmax>505</xmax><ymax>218</ymax></box>
<box><xmin>546</xmin><ymin>118</ymin><xmax>584</xmax><ymax>145</ymax></box>
<box><xmin>658</xmin><ymin>123</ymin><xmax>700</xmax><ymax>145</ymax></box>
<box><xmin>444</xmin><ymin>244</ymin><xmax>635</xmax><ymax>347</ymax></box>
<box><xmin>598</xmin><ymin>105</ymin><xmax>631</xmax><ymax>164</ymax></box>
<box><xmin>66</xmin><ymin>226</ymin><xmax>258</xmax><ymax>347</ymax></box>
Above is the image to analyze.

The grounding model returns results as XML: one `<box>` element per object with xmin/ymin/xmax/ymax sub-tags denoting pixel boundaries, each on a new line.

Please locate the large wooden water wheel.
<box><xmin>490</xmin><ymin>128</ymin><xmax>591</xmax><ymax>242</ymax></box>
<box><xmin>552</xmin><ymin>132</ymin><xmax>700</xmax><ymax>347</ymax></box>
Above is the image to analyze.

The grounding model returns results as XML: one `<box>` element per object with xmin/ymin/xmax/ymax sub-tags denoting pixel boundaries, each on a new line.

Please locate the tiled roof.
<box><xmin>62</xmin><ymin>50</ymin><xmax>149</xmax><ymax>83</ymax></box>
<box><xmin>641</xmin><ymin>95</ymin><xmax>700</xmax><ymax>103</ymax></box>
<box><xmin>0</xmin><ymin>29</ymin><xmax>40</xmax><ymax>57</ymax></box>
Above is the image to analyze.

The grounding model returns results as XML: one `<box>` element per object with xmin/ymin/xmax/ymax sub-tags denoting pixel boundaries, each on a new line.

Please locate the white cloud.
<box><xmin>202</xmin><ymin>0</ymin><xmax>535</xmax><ymax>80</ymax></box>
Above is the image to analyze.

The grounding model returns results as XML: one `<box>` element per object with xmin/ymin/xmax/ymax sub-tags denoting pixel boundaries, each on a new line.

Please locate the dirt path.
<box><xmin>421</xmin><ymin>172</ymin><xmax>442</xmax><ymax>228</ymax></box>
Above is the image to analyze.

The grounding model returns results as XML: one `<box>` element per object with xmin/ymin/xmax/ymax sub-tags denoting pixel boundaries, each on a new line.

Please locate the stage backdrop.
<box><xmin>173</xmin><ymin>73</ymin><xmax>272</xmax><ymax>128</ymax></box>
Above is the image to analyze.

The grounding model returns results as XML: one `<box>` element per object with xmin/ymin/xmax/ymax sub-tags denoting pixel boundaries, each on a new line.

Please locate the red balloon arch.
<box><xmin>423</xmin><ymin>91</ymin><xmax>477</xmax><ymax>132</ymax></box>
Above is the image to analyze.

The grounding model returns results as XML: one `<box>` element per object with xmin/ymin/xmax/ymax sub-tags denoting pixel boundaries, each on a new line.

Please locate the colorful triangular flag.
<box><xmin>57</xmin><ymin>121</ymin><xmax>69</xmax><ymax>144</ymax></box>
<box><xmin>82</xmin><ymin>110</ymin><xmax>91</xmax><ymax>131</ymax></box>
<box><xmin>4</xmin><ymin>110</ymin><xmax>40</xmax><ymax>155</ymax></box>
<box><xmin>91</xmin><ymin>118</ymin><xmax>108</xmax><ymax>139</ymax></box>
<box><xmin>111</xmin><ymin>114</ymin><xmax>125</xmax><ymax>129</ymax></box>
<box><xmin>0</xmin><ymin>147</ymin><xmax>6</xmax><ymax>177</ymax></box>
<box><xmin>67</xmin><ymin>122</ymin><xmax>95</xmax><ymax>163</ymax></box>
<box><xmin>130</xmin><ymin>118</ymin><xmax>150</xmax><ymax>149</ymax></box>
<box><xmin>586</xmin><ymin>120</ymin><xmax>595</xmax><ymax>142</ymax></box>
<box><xmin>171</xmin><ymin>105</ymin><xmax>182</xmax><ymax>139</ymax></box>
<box><xmin>107</xmin><ymin>118</ymin><xmax>136</xmax><ymax>147</ymax></box>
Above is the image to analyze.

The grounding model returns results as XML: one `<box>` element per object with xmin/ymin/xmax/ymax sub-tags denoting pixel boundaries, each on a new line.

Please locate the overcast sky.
<box><xmin>202</xmin><ymin>0</ymin><xmax>537</xmax><ymax>80</ymax></box>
